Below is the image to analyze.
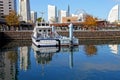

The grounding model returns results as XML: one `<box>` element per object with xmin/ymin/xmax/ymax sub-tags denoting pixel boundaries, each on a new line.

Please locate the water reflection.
<box><xmin>0</xmin><ymin>51</ymin><xmax>17</xmax><ymax>80</ymax></box>
<box><xmin>32</xmin><ymin>43</ymin><xmax>60</xmax><ymax>64</ymax></box>
<box><xmin>84</xmin><ymin>45</ymin><xmax>97</xmax><ymax>56</ymax></box>
<box><xmin>1</xmin><ymin>40</ymin><xmax>120</xmax><ymax>80</ymax></box>
<box><xmin>19</xmin><ymin>46</ymin><xmax>31</xmax><ymax>71</ymax></box>
<box><xmin>109</xmin><ymin>44</ymin><xmax>119</xmax><ymax>54</ymax></box>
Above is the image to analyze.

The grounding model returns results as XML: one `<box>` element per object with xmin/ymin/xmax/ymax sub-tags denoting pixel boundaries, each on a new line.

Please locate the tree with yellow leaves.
<box><xmin>84</xmin><ymin>15</ymin><xmax>97</xmax><ymax>30</ymax></box>
<box><xmin>84</xmin><ymin>45</ymin><xmax>97</xmax><ymax>56</ymax></box>
<box><xmin>5</xmin><ymin>10</ymin><xmax>20</xmax><ymax>30</ymax></box>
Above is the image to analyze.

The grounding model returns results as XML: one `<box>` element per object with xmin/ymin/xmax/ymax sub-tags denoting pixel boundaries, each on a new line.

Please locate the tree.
<box><xmin>36</xmin><ymin>17</ymin><xmax>45</xmax><ymax>22</ymax></box>
<box><xmin>84</xmin><ymin>45</ymin><xmax>97</xmax><ymax>56</ymax></box>
<box><xmin>5</xmin><ymin>10</ymin><xmax>20</xmax><ymax>30</ymax></box>
<box><xmin>84</xmin><ymin>15</ymin><xmax>97</xmax><ymax>30</ymax></box>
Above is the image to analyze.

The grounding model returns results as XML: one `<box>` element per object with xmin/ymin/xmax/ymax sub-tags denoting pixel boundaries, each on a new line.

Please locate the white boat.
<box><xmin>31</xmin><ymin>22</ymin><xmax>79</xmax><ymax>47</ymax></box>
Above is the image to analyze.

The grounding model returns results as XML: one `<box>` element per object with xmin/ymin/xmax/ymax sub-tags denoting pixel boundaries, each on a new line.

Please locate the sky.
<box><xmin>26</xmin><ymin>0</ymin><xmax>120</xmax><ymax>20</ymax></box>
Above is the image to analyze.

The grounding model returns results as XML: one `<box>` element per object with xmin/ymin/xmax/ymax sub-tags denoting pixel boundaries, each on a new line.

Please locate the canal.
<box><xmin>1</xmin><ymin>40</ymin><xmax>120</xmax><ymax>80</ymax></box>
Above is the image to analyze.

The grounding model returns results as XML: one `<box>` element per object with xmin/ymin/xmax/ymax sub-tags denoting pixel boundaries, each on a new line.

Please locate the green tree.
<box><xmin>37</xmin><ymin>17</ymin><xmax>45</xmax><ymax>22</ymax></box>
<box><xmin>5</xmin><ymin>10</ymin><xmax>20</xmax><ymax>30</ymax></box>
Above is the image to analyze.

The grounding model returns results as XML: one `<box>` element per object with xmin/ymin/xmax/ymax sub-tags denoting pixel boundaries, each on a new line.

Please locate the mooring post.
<box><xmin>69</xmin><ymin>23</ymin><xmax>73</xmax><ymax>45</ymax></box>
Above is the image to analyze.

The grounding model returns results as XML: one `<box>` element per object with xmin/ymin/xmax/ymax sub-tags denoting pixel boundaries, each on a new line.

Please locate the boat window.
<box><xmin>48</xmin><ymin>29</ymin><xmax>50</xmax><ymax>32</ymax></box>
<box><xmin>39</xmin><ymin>30</ymin><xmax>41</xmax><ymax>32</ymax></box>
<box><xmin>38</xmin><ymin>23</ymin><xmax>40</xmax><ymax>26</ymax></box>
<box><xmin>44</xmin><ymin>30</ymin><xmax>46</xmax><ymax>32</ymax></box>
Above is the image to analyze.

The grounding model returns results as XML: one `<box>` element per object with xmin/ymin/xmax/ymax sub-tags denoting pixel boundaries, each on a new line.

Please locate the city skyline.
<box><xmin>26</xmin><ymin>0</ymin><xmax>120</xmax><ymax>20</ymax></box>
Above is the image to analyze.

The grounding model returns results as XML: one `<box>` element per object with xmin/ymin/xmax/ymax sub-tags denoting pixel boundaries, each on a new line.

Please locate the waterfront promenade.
<box><xmin>1</xmin><ymin>30</ymin><xmax>120</xmax><ymax>40</ymax></box>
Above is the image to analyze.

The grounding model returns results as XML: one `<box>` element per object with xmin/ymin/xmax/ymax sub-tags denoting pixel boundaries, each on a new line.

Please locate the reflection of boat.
<box><xmin>32</xmin><ymin>43</ymin><xmax>60</xmax><ymax>64</ymax></box>
<box><xmin>32</xmin><ymin>43</ymin><xmax>60</xmax><ymax>53</ymax></box>
<box><xmin>60</xmin><ymin>46</ymin><xmax>79</xmax><ymax>52</ymax></box>
<box><xmin>31</xmin><ymin>22</ymin><xmax>78</xmax><ymax>47</ymax></box>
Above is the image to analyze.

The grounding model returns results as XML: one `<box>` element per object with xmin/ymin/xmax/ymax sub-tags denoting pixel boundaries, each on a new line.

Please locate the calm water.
<box><xmin>1</xmin><ymin>40</ymin><xmax>120</xmax><ymax>80</ymax></box>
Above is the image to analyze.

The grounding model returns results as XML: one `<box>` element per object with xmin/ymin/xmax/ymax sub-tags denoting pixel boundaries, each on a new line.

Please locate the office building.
<box><xmin>31</xmin><ymin>11</ymin><xmax>37</xmax><ymax>23</ymax></box>
<box><xmin>67</xmin><ymin>5</ymin><xmax>70</xmax><ymax>17</ymax></box>
<box><xmin>0</xmin><ymin>0</ymin><xmax>16</xmax><ymax>17</ymax></box>
<box><xmin>48</xmin><ymin>5</ymin><xmax>57</xmax><ymax>23</ymax></box>
<box><xmin>19</xmin><ymin>0</ymin><xmax>31</xmax><ymax>22</ymax></box>
<box><xmin>58</xmin><ymin>10</ymin><xmax>67</xmax><ymax>23</ymax></box>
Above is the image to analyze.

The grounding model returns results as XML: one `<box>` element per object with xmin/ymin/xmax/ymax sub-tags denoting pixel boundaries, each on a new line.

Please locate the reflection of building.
<box><xmin>19</xmin><ymin>0</ymin><xmax>31</xmax><ymax>22</ymax></box>
<box><xmin>108</xmin><ymin>4</ymin><xmax>119</xmax><ymax>23</ymax></box>
<box><xmin>0</xmin><ymin>51</ymin><xmax>17</xmax><ymax>80</ymax></box>
<box><xmin>109</xmin><ymin>44</ymin><xmax>118</xmax><ymax>54</ymax></box>
<box><xmin>19</xmin><ymin>46</ymin><xmax>30</xmax><ymax>71</ymax></box>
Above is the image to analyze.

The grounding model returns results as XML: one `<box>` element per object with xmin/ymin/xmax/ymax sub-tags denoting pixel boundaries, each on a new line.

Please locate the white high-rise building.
<box><xmin>31</xmin><ymin>11</ymin><xmax>37</xmax><ymax>23</ymax></box>
<box><xmin>58</xmin><ymin>10</ymin><xmax>67</xmax><ymax>23</ymax></box>
<box><xmin>48</xmin><ymin>5</ymin><xmax>57</xmax><ymax>23</ymax></box>
<box><xmin>0</xmin><ymin>0</ymin><xmax>16</xmax><ymax>16</ymax></box>
<box><xmin>108</xmin><ymin>4</ymin><xmax>120</xmax><ymax>23</ymax></box>
<box><xmin>19</xmin><ymin>0</ymin><xmax>31</xmax><ymax>22</ymax></box>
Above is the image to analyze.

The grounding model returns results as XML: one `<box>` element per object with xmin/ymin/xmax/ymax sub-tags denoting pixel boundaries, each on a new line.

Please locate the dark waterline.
<box><xmin>1</xmin><ymin>40</ymin><xmax>120</xmax><ymax>80</ymax></box>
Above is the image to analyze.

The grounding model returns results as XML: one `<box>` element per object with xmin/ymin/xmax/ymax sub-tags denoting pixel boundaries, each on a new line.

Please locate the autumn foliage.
<box><xmin>84</xmin><ymin>45</ymin><xmax>97</xmax><ymax>56</ymax></box>
<box><xmin>5</xmin><ymin>10</ymin><xmax>19</xmax><ymax>27</ymax></box>
<box><xmin>84</xmin><ymin>15</ymin><xmax>97</xmax><ymax>29</ymax></box>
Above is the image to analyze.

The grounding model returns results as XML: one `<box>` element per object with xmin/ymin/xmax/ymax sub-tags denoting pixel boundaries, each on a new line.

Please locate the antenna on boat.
<box><xmin>40</xmin><ymin>11</ymin><xmax>45</xmax><ymax>23</ymax></box>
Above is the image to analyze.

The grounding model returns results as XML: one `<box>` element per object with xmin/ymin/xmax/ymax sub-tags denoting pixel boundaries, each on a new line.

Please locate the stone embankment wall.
<box><xmin>58</xmin><ymin>31</ymin><xmax>120</xmax><ymax>40</ymax></box>
<box><xmin>1</xmin><ymin>30</ymin><xmax>120</xmax><ymax>40</ymax></box>
<box><xmin>1</xmin><ymin>31</ymin><xmax>32</xmax><ymax>40</ymax></box>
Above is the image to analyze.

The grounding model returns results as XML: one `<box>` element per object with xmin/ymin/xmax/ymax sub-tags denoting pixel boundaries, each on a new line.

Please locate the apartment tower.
<box><xmin>31</xmin><ymin>11</ymin><xmax>37</xmax><ymax>23</ymax></box>
<box><xmin>0</xmin><ymin>0</ymin><xmax>16</xmax><ymax>17</ymax></box>
<box><xmin>19</xmin><ymin>0</ymin><xmax>31</xmax><ymax>22</ymax></box>
<box><xmin>58</xmin><ymin>10</ymin><xmax>67</xmax><ymax>23</ymax></box>
<box><xmin>48</xmin><ymin>5</ymin><xmax>57</xmax><ymax>23</ymax></box>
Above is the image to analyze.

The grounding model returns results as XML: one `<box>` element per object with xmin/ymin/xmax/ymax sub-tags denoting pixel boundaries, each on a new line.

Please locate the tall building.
<box><xmin>48</xmin><ymin>5</ymin><xmax>57</xmax><ymax>23</ymax></box>
<box><xmin>58</xmin><ymin>10</ymin><xmax>67</xmax><ymax>23</ymax></box>
<box><xmin>31</xmin><ymin>11</ymin><xmax>37</xmax><ymax>23</ymax></box>
<box><xmin>67</xmin><ymin>5</ymin><xmax>70</xmax><ymax>17</ymax></box>
<box><xmin>108</xmin><ymin>4</ymin><xmax>120</xmax><ymax>23</ymax></box>
<box><xmin>19</xmin><ymin>0</ymin><xmax>31</xmax><ymax>22</ymax></box>
<box><xmin>0</xmin><ymin>0</ymin><xmax>16</xmax><ymax>17</ymax></box>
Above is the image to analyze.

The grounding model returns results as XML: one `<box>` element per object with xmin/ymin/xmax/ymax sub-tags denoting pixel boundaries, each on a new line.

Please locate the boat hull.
<box><xmin>32</xmin><ymin>37</ymin><xmax>60</xmax><ymax>47</ymax></box>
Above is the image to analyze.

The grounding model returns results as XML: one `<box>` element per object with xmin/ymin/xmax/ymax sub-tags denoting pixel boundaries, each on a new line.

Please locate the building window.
<box><xmin>0</xmin><ymin>1</ymin><xmax>3</xmax><ymax>3</ymax></box>
<box><xmin>0</xmin><ymin>4</ymin><xmax>3</xmax><ymax>6</ymax></box>
<box><xmin>0</xmin><ymin>7</ymin><xmax>3</xmax><ymax>9</ymax></box>
<box><xmin>9</xmin><ymin>4</ymin><xmax>11</xmax><ymax>6</ymax></box>
<box><xmin>9</xmin><ymin>7</ymin><xmax>11</xmax><ymax>9</ymax></box>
